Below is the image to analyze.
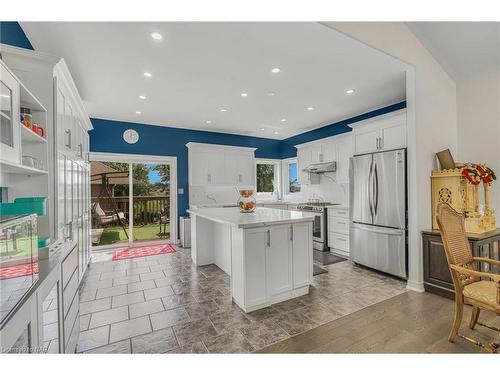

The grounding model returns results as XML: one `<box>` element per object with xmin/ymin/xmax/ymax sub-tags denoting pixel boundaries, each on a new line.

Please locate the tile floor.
<box><xmin>77</xmin><ymin>245</ymin><xmax>406</xmax><ymax>353</ymax></box>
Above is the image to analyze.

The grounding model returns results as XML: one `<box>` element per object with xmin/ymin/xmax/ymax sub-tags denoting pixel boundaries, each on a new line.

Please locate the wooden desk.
<box><xmin>422</xmin><ymin>229</ymin><xmax>500</xmax><ymax>299</ymax></box>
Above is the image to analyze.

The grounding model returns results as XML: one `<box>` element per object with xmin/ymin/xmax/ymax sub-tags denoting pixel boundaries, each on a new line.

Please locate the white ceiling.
<box><xmin>407</xmin><ymin>22</ymin><xmax>500</xmax><ymax>82</ymax></box>
<box><xmin>21</xmin><ymin>22</ymin><xmax>406</xmax><ymax>139</ymax></box>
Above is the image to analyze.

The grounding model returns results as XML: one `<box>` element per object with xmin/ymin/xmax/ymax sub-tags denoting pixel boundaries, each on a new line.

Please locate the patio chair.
<box><xmin>436</xmin><ymin>202</ymin><xmax>500</xmax><ymax>353</ymax></box>
<box><xmin>92</xmin><ymin>202</ymin><xmax>126</xmax><ymax>227</ymax></box>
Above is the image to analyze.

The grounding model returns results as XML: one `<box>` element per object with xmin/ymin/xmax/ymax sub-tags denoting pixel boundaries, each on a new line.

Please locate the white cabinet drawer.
<box><xmin>329</xmin><ymin>232</ymin><xmax>349</xmax><ymax>252</ymax></box>
<box><xmin>61</xmin><ymin>244</ymin><xmax>78</xmax><ymax>288</ymax></box>
<box><xmin>329</xmin><ymin>217</ymin><xmax>349</xmax><ymax>235</ymax></box>
<box><xmin>328</xmin><ymin>208</ymin><xmax>349</xmax><ymax>219</ymax></box>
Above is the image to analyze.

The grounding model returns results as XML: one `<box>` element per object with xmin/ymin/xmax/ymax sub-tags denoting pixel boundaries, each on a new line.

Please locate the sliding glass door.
<box><xmin>131</xmin><ymin>163</ymin><xmax>170</xmax><ymax>243</ymax></box>
<box><xmin>90</xmin><ymin>156</ymin><xmax>175</xmax><ymax>250</ymax></box>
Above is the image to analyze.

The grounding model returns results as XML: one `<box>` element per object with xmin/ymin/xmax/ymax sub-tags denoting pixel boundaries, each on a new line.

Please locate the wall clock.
<box><xmin>123</xmin><ymin>129</ymin><xmax>139</xmax><ymax>144</ymax></box>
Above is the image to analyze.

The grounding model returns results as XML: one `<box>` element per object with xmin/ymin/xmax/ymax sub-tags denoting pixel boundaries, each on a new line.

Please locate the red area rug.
<box><xmin>112</xmin><ymin>244</ymin><xmax>176</xmax><ymax>261</ymax></box>
<box><xmin>0</xmin><ymin>262</ymin><xmax>39</xmax><ymax>280</ymax></box>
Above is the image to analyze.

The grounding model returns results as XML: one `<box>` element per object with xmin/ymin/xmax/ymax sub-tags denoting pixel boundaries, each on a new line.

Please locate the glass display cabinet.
<box><xmin>0</xmin><ymin>62</ymin><xmax>21</xmax><ymax>164</ymax></box>
<box><xmin>0</xmin><ymin>214</ymin><xmax>39</xmax><ymax>326</ymax></box>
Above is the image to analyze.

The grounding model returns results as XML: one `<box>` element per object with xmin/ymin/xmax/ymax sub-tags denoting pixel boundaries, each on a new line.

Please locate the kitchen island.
<box><xmin>187</xmin><ymin>207</ymin><xmax>316</xmax><ymax>312</ymax></box>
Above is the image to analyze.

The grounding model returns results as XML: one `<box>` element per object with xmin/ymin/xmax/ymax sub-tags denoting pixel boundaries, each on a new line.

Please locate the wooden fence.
<box><xmin>92</xmin><ymin>195</ymin><xmax>169</xmax><ymax>225</ymax></box>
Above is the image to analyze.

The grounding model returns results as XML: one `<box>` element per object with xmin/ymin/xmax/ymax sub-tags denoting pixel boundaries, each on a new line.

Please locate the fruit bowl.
<box><xmin>237</xmin><ymin>190</ymin><xmax>256</xmax><ymax>213</ymax></box>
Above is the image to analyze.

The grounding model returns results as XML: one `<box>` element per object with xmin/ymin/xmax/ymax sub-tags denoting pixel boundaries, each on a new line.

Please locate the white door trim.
<box><xmin>89</xmin><ymin>152</ymin><xmax>178</xmax><ymax>249</ymax></box>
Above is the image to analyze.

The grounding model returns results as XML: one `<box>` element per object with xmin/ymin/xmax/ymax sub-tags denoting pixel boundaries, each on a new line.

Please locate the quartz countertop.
<box><xmin>190</xmin><ymin>201</ymin><xmax>298</xmax><ymax>209</ymax></box>
<box><xmin>187</xmin><ymin>207</ymin><xmax>317</xmax><ymax>229</ymax></box>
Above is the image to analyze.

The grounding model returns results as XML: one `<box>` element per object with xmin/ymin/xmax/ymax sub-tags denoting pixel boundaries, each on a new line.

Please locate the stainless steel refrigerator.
<box><xmin>349</xmin><ymin>149</ymin><xmax>407</xmax><ymax>279</ymax></box>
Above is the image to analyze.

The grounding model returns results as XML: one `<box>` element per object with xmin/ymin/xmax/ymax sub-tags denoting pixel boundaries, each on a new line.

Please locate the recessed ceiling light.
<box><xmin>271</xmin><ymin>67</ymin><xmax>281</xmax><ymax>74</ymax></box>
<box><xmin>139</xmin><ymin>95</ymin><xmax>146</xmax><ymax>100</ymax></box>
<box><xmin>274</xmin><ymin>131</ymin><xmax>279</xmax><ymax>135</ymax></box>
<box><xmin>241</xmin><ymin>93</ymin><xmax>248</xmax><ymax>97</ymax></box>
<box><xmin>260</xmin><ymin>128</ymin><xmax>265</xmax><ymax>131</ymax></box>
<box><xmin>307</xmin><ymin>107</ymin><xmax>314</xmax><ymax>111</ymax></box>
<box><xmin>151</xmin><ymin>32</ymin><xmax>163</xmax><ymax>40</ymax></box>
<box><xmin>281</xmin><ymin>118</ymin><xmax>287</xmax><ymax>122</ymax></box>
<box><xmin>267</xmin><ymin>92</ymin><xmax>275</xmax><ymax>97</ymax></box>
<box><xmin>206</xmin><ymin>120</ymin><xmax>212</xmax><ymax>124</ymax></box>
<box><xmin>143</xmin><ymin>72</ymin><xmax>152</xmax><ymax>78</ymax></box>
<box><xmin>135</xmin><ymin>111</ymin><xmax>142</xmax><ymax>115</ymax></box>
<box><xmin>220</xmin><ymin>108</ymin><xmax>227</xmax><ymax>112</ymax></box>
<box><xmin>346</xmin><ymin>89</ymin><xmax>355</xmax><ymax>95</ymax></box>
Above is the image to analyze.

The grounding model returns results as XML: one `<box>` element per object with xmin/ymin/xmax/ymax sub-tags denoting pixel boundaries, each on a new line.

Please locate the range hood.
<box><xmin>302</xmin><ymin>161</ymin><xmax>337</xmax><ymax>173</ymax></box>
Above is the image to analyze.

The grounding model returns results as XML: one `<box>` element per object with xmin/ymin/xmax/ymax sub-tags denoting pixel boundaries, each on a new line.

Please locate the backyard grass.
<box><xmin>94</xmin><ymin>223</ymin><xmax>170</xmax><ymax>246</ymax></box>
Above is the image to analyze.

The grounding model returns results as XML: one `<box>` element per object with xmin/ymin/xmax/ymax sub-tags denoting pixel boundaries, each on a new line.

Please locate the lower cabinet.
<box><xmin>266</xmin><ymin>225</ymin><xmax>293</xmax><ymax>299</ymax></box>
<box><xmin>61</xmin><ymin>242</ymin><xmax>80</xmax><ymax>353</ymax></box>
<box><xmin>328</xmin><ymin>207</ymin><xmax>350</xmax><ymax>258</ymax></box>
<box><xmin>238</xmin><ymin>222</ymin><xmax>312</xmax><ymax>312</ymax></box>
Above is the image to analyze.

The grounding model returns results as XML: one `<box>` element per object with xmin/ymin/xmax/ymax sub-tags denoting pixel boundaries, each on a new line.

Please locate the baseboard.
<box><xmin>406</xmin><ymin>279</ymin><xmax>425</xmax><ymax>293</ymax></box>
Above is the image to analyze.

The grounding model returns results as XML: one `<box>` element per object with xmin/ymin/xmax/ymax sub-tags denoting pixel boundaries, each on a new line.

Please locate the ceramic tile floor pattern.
<box><xmin>77</xmin><ymin>246</ymin><xmax>406</xmax><ymax>353</ymax></box>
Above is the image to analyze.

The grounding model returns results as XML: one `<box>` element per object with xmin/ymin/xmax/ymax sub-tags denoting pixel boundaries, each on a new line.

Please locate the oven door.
<box><xmin>312</xmin><ymin>212</ymin><xmax>325</xmax><ymax>249</ymax></box>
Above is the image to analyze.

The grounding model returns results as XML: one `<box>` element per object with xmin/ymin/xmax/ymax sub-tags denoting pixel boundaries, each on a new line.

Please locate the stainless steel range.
<box><xmin>296</xmin><ymin>202</ymin><xmax>340</xmax><ymax>251</ymax></box>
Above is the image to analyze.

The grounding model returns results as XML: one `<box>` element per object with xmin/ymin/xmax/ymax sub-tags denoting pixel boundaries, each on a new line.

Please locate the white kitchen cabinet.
<box><xmin>266</xmin><ymin>225</ymin><xmax>293</xmax><ymax>298</ymax></box>
<box><xmin>296</xmin><ymin>134</ymin><xmax>352</xmax><ymax>185</ymax></box>
<box><xmin>334</xmin><ymin>134</ymin><xmax>353</xmax><ymax>183</ymax></box>
<box><xmin>238</xmin><ymin>222</ymin><xmax>312</xmax><ymax>311</ymax></box>
<box><xmin>328</xmin><ymin>207</ymin><xmax>350</xmax><ymax>258</ymax></box>
<box><xmin>291</xmin><ymin>222</ymin><xmax>313</xmax><ymax>287</ymax></box>
<box><xmin>1</xmin><ymin>45</ymin><xmax>91</xmax><ymax>354</ymax></box>
<box><xmin>349</xmin><ymin>110</ymin><xmax>407</xmax><ymax>155</ymax></box>
<box><xmin>224</xmin><ymin>152</ymin><xmax>254</xmax><ymax>186</ymax></box>
<box><xmin>187</xmin><ymin>142</ymin><xmax>256</xmax><ymax>187</ymax></box>
<box><xmin>0</xmin><ymin>62</ymin><xmax>21</xmax><ymax>164</ymax></box>
<box><xmin>297</xmin><ymin>146</ymin><xmax>320</xmax><ymax>185</ymax></box>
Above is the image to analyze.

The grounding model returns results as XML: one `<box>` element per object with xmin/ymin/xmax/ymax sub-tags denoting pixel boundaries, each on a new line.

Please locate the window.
<box><xmin>282</xmin><ymin>158</ymin><xmax>301</xmax><ymax>195</ymax></box>
<box><xmin>288</xmin><ymin>162</ymin><xmax>301</xmax><ymax>193</ymax></box>
<box><xmin>255</xmin><ymin>159</ymin><xmax>280</xmax><ymax>198</ymax></box>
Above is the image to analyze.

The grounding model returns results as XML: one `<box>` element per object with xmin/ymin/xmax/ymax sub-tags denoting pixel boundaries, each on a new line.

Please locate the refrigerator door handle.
<box><xmin>351</xmin><ymin>223</ymin><xmax>404</xmax><ymax>236</ymax></box>
<box><xmin>373</xmin><ymin>162</ymin><xmax>379</xmax><ymax>217</ymax></box>
<box><xmin>368</xmin><ymin>159</ymin><xmax>374</xmax><ymax>218</ymax></box>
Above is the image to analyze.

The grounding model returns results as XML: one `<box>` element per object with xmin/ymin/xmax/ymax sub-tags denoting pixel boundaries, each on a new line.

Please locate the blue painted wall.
<box><xmin>0</xmin><ymin>22</ymin><xmax>33</xmax><ymax>50</ymax></box>
<box><xmin>90</xmin><ymin>101</ymin><xmax>406</xmax><ymax>217</ymax></box>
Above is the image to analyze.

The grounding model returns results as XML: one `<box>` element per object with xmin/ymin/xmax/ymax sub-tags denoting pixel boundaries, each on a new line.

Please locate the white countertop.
<box><xmin>187</xmin><ymin>207</ymin><xmax>317</xmax><ymax>228</ymax></box>
<box><xmin>190</xmin><ymin>201</ymin><xmax>298</xmax><ymax>209</ymax></box>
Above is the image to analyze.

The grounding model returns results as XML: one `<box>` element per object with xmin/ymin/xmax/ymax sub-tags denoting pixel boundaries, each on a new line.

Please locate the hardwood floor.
<box><xmin>258</xmin><ymin>291</ymin><xmax>499</xmax><ymax>353</ymax></box>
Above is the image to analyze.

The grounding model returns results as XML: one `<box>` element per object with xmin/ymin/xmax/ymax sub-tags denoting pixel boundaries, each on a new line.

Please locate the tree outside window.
<box><xmin>256</xmin><ymin>163</ymin><xmax>275</xmax><ymax>192</ymax></box>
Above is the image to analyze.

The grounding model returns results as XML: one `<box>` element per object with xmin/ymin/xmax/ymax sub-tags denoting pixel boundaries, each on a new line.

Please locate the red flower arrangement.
<box><xmin>461</xmin><ymin>163</ymin><xmax>497</xmax><ymax>185</ymax></box>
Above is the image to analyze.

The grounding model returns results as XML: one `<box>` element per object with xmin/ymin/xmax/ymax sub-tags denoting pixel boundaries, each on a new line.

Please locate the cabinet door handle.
<box><xmin>78</xmin><ymin>144</ymin><xmax>83</xmax><ymax>158</ymax></box>
<box><xmin>267</xmin><ymin>230</ymin><xmax>271</xmax><ymax>247</ymax></box>
<box><xmin>290</xmin><ymin>226</ymin><xmax>294</xmax><ymax>241</ymax></box>
<box><xmin>238</xmin><ymin>174</ymin><xmax>242</xmax><ymax>183</ymax></box>
<box><xmin>380</xmin><ymin>137</ymin><xmax>384</xmax><ymax>149</ymax></box>
<box><xmin>207</xmin><ymin>173</ymin><xmax>211</xmax><ymax>182</ymax></box>
<box><xmin>338</xmin><ymin>237</ymin><xmax>347</xmax><ymax>242</ymax></box>
<box><xmin>65</xmin><ymin>129</ymin><xmax>72</xmax><ymax>149</ymax></box>
<box><xmin>337</xmin><ymin>221</ymin><xmax>346</xmax><ymax>225</ymax></box>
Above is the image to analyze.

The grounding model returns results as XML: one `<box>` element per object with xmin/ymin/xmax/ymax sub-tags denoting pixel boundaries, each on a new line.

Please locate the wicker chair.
<box><xmin>436</xmin><ymin>203</ymin><xmax>500</xmax><ymax>353</ymax></box>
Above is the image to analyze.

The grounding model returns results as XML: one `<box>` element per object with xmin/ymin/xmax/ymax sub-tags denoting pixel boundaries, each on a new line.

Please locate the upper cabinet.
<box><xmin>187</xmin><ymin>143</ymin><xmax>256</xmax><ymax>187</ymax></box>
<box><xmin>54</xmin><ymin>63</ymin><xmax>91</xmax><ymax>162</ymax></box>
<box><xmin>0</xmin><ymin>62</ymin><xmax>21</xmax><ymax>164</ymax></box>
<box><xmin>296</xmin><ymin>133</ymin><xmax>353</xmax><ymax>185</ymax></box>
<box><xmin>349</xmin><ymin>109</ymin><xmax>407</xmax><ymax>155</ymax></box>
